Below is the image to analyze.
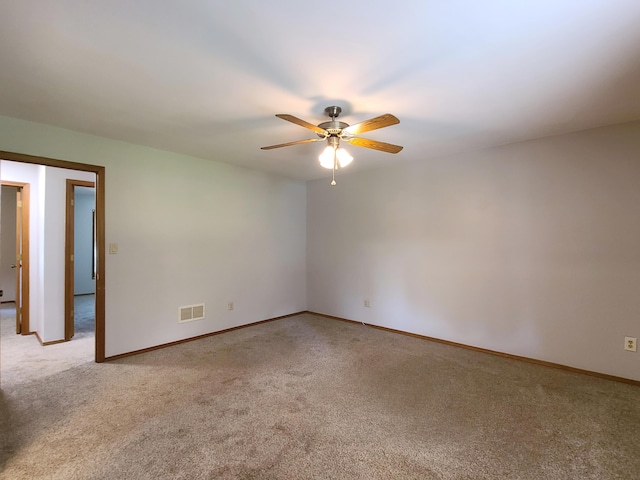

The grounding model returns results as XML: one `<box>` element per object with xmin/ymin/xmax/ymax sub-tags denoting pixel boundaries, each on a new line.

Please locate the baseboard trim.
<box><xmin>308</xmin><ymin>311</ymin><xmax>640</xmax><ymax>387</ymax></box>
<box><xmin>34</xmin><ymin>331</ymin><xmax>66</xmax><ymax>346</ymax></box>
<box><xmin>104</xmin><ymin>311</ymin><xmax>306</xmax><ymax>362</ymax></box>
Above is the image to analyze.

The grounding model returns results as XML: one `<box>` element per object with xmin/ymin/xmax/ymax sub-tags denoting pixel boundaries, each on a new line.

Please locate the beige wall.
<box><xmin>2</xmin><ymin>113</ymin><xmax>638</xmax><ymax>380</ymax></box>
<box><xmin>308</xmin><ymin>121</ymin><xmax>640</xmax><ymax>381</ymax></box>
<box><xmin>0</xmin><ymin>115</ymin><xmax>307</xmax><ymax>356</ymax></box>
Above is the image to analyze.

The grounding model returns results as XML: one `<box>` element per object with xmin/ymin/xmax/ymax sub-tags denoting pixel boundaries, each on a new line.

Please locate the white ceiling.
<box><xmin>1</xmin><ymin>1</ymin><xmax>639</xmax><ymax>180</ymax></box>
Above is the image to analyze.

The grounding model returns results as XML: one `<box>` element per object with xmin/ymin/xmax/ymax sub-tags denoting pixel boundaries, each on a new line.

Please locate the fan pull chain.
<box><xmin>331</xmin><ymin>147</ymin><xmax>337</xmax><ymax>185</ymax></box>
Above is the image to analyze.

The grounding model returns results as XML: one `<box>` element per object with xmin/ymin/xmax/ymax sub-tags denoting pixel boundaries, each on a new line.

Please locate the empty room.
<box><xmin>0</xmin><ymin>1</ymin><xmax>639</xmax><ymax>479</ymax></box>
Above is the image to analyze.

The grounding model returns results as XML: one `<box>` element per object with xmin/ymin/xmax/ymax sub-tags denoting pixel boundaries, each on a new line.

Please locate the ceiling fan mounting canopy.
<box><xmin>324</xmin><ymin>105</ymin><xmax>342</xmax><ymax>118</ymax></box>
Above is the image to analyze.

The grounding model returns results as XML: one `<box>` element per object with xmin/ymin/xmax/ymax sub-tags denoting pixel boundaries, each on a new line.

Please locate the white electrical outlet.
<box><xmin>624</xmin><ymin>337</ymin><xmax>637</xmax><ymax>352</ymax></box>
<box><xmin>364</xmin><ymin>299</ymin><xmax>370</xmax><ymax>308</ymax></box>
<box><xmin>227</xmin><ymin>301</ymin><xmax>234</xmax><ymax>311</ymax></box>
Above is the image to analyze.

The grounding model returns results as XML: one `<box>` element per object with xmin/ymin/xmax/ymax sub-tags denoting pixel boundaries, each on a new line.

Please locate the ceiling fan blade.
<box><xmin>275</xmin><ymin>114</ymin><xmax>328</xmax><ymax>135</ymax></box>
<box><xmin>345</xmin><ymin>137</ymin><xmax>403</xmax><ymax>154</ymax></box>
<box><xmin>341</xmin><ymin>113</ymin><xmax>399</xmax><ymax>136</ymax></box>
<box><xmin>261</xmin><ymin>138</ymin><xmax>325</xmax><ymax>150</ymax></box>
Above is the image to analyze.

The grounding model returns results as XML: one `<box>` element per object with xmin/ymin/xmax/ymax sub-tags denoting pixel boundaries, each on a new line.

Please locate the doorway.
<box><xmin>65</xmin><ymin>180</ymin><xmax>96</xmax><ymax>341</ymax></box>
<box><xmin>0</xmin><ymin>151</ymin><xmax>105</xmax><ymax>362</ymax></box>
<box><xmin>0</xmin><ymin>181</ymin><xmax>30</xmax><ymax>335</ymax></box>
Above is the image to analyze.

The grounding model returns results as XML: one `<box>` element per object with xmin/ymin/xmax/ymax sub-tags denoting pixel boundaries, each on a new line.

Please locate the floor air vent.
<box><xmin>179</xmin><ymin>304</ymin><xmax>205</xmax><ymax>323</ymax></box>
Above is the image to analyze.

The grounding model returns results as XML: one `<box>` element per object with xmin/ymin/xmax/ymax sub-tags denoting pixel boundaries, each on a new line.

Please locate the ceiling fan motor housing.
<box><xmin>317</xmin><ymin>120</ymin><xmax>349</xmax><ymax>137</ymax></box>
<box><xmin>317</xmin><ymin>106</ymin><xmax>348</xmax><ymax>137</ymax></box>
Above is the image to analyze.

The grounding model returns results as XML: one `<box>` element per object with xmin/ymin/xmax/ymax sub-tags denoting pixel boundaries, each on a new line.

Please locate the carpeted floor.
<box><xmin>1</xmin><ymin>306</ymin><xmax>639</xmax><ymax>479</ymax></box>
<box><xmin>0</xmin><ymin>296</ymin><xmax>95</xmax><ymax>386</ymax></box>
<box><xmin>73</xmin><ymin>294</ymin><xmax>95</xmax><ymax>337</ymax></box>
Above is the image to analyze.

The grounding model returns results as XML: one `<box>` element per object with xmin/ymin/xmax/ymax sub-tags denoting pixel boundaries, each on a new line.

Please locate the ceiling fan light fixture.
<box><xmin>336</xmin><ymin>147</ymin><xmax>353</xmax><ymax>167</ymax></box>
<box><xmin>319</xmin><ymin>145</ymin><xmax>353</xmax><ymax>169</ymax></box>
<box><xmin>319</xmin><ymin>146</ymin><xmax>335</xmax><ymax>169</ymax></box>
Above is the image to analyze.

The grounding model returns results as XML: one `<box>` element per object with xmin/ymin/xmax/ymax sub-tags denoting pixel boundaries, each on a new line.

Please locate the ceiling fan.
<box><xmin>261</xmin><ymin>106</ymin><xmax>403</xmax><ymax>185</ymax></box>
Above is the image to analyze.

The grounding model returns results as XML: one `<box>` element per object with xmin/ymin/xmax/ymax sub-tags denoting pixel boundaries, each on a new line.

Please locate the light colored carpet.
<box><xmin>1</xmin><ymin>306</ymin><xmax>639</xmax><ymax>479</ymax></box>
<box><xmin>0</xmin><ymin>296</ymin><xmax>94</xmax><ymax>386</ymax></box>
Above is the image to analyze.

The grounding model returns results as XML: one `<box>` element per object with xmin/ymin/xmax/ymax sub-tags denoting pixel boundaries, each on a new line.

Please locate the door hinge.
<box><xmin>70</xmin><ymin>254</ymin><xmax>74</xmax><ymax>261</ymax></box>
<box><xmin>17</xmin><ymin>200</ymin><xmax>22</xmax><ymax>208</ymax></box>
